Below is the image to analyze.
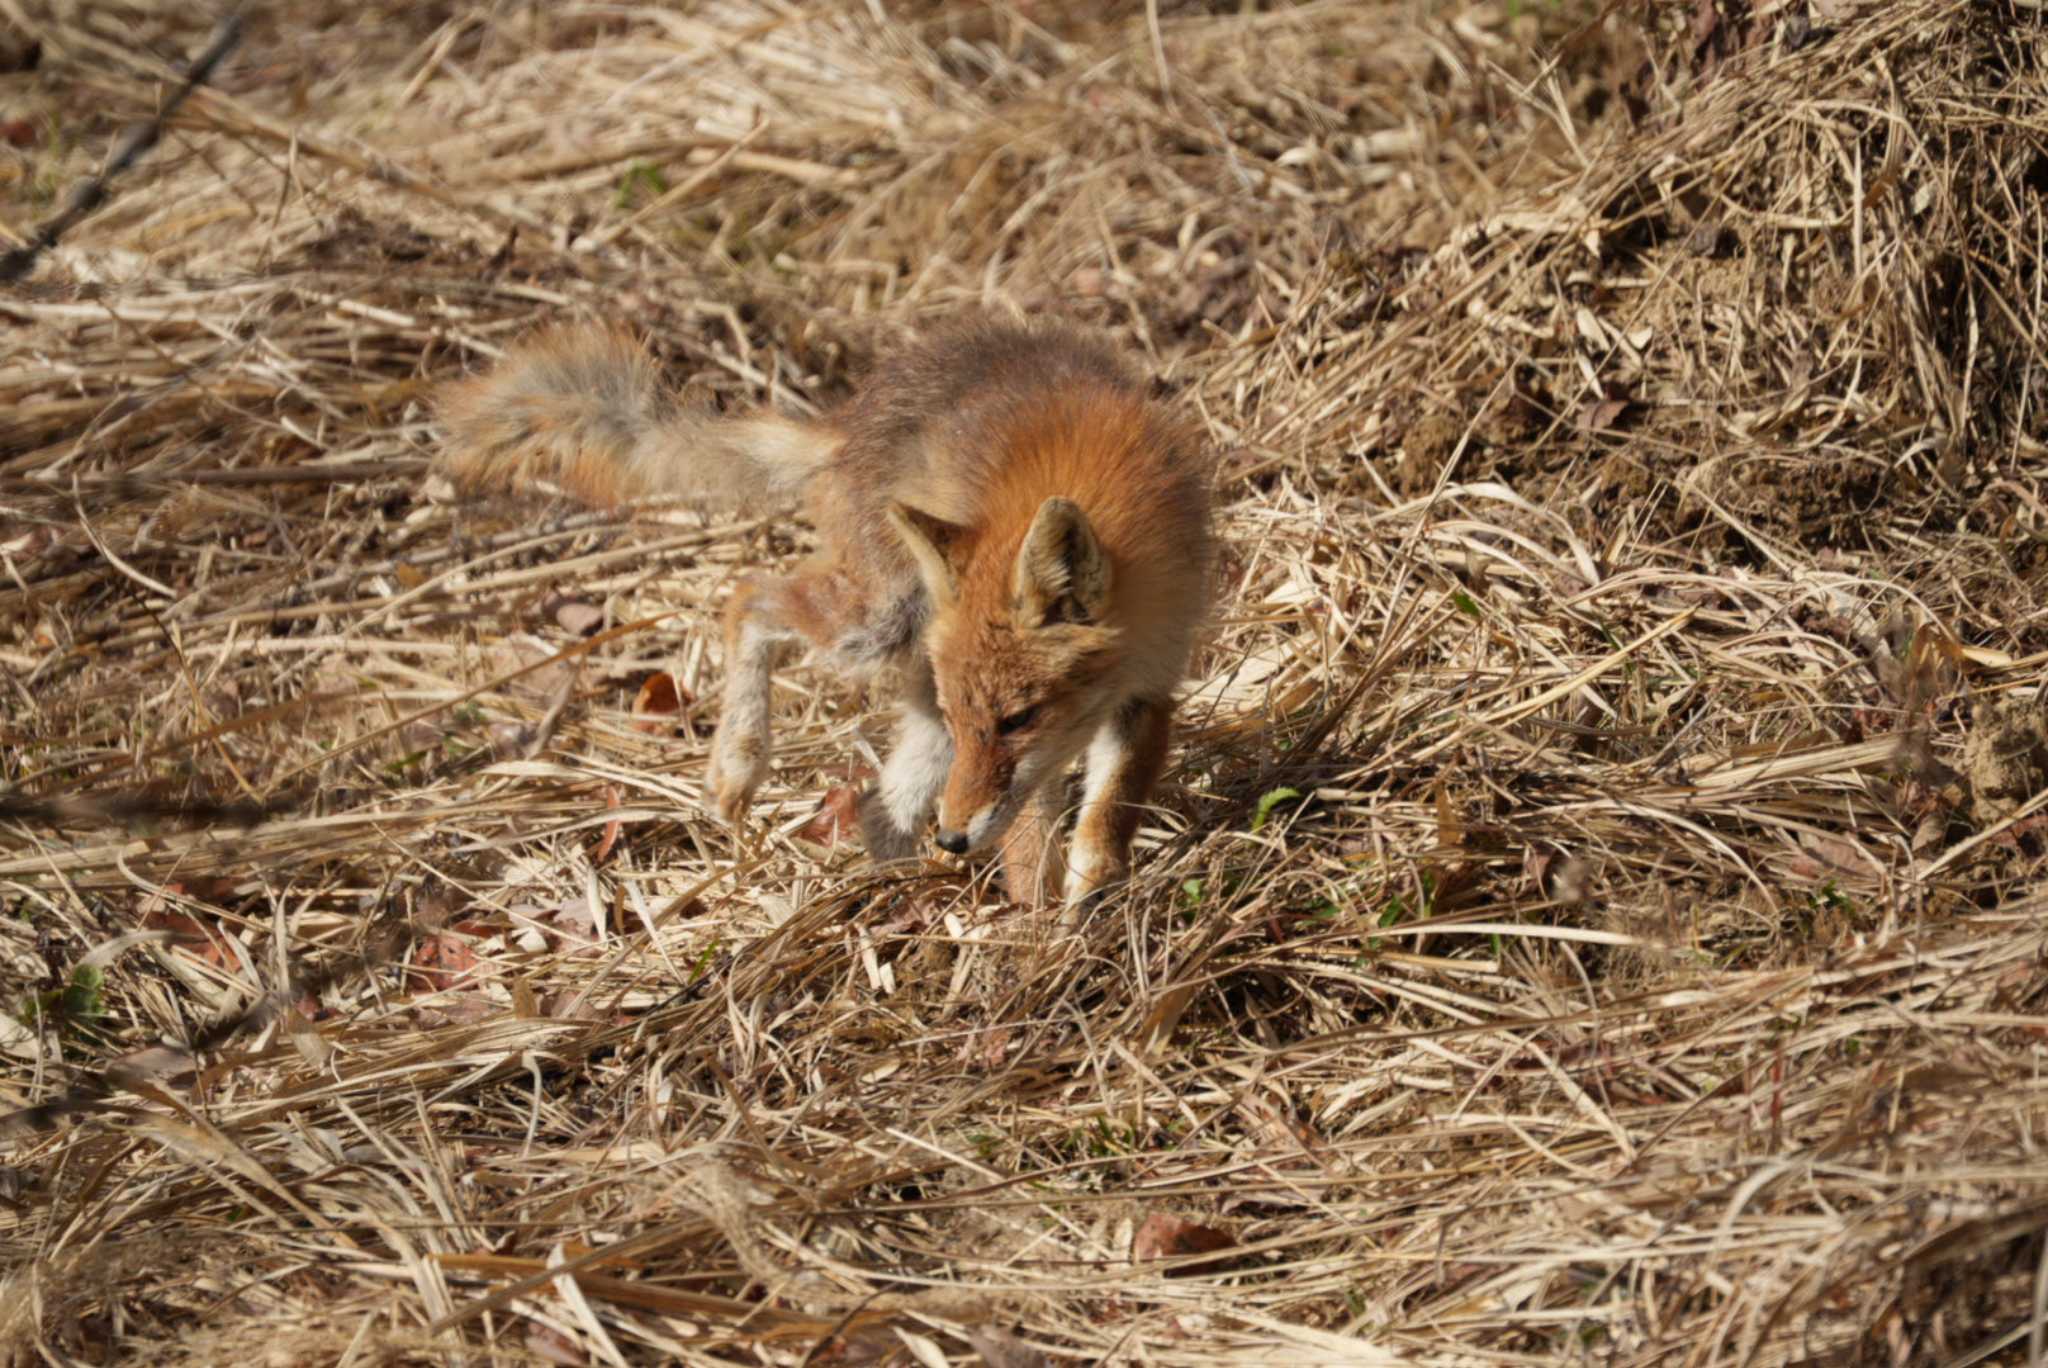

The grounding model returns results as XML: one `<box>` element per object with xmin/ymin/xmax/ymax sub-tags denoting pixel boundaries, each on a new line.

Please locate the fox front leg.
<box><xmin>999</xmin><ymin>782</ymin><xmax>1069</xmax><ymax>904</ymax></box>
<box><xmin>859</xmin><ymin>663</ymin><xmax>952</xmax><ymax>861</ymax></box>
<box><xmin>1066</xmin><ymin>695</ymin><xmax>1172</xmax><ymax>906</ymax></box>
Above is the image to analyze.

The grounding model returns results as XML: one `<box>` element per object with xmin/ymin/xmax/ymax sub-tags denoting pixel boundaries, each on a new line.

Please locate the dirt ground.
<box><xmin>3</xmin><ymin>1</ymin><xmax>2047</xmax><ymax>1363</ymax></box>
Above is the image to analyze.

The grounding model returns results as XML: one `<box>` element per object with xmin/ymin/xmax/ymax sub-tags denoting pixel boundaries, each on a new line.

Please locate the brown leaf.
<box><xmin>959</xmin><ymin>1024</ymin><xmax>1016</xmax><ymax>1070</ymax></box>
<box><xmin>524</xmin><ymin>1322</ymin><xmax>587</xmax><ymax>1366</ymax></box>
<box><xmin>1236</xmin><ymin>1092</ymin><xmax>1330</xmax><ymax>1159</ymax></box>
<box><xmin>0</xmin><ymin>118</ymin><xmax>36</xmax><ymax>149</ymax></box>
<box><xmin>1575</xmin><ymin>397</ymin><xmax>1631</xmax><ymax>432</ymax></box>
<box><xmin>631</xmin><ymin>671</ymin><xmax>691</xmax><ymax>733</ymax></box>
<box><xmin>393</xmin><ymin>562</ymin><xmax>429</xmax><ymax>591</ymax></box>
<box><xmin>798</xmin><ymin>782</ymin><xmax>866</xmax><ymax>847</ymax></box>
<box><xmin>551</xmin><ymin>598</ymin><xmax>605</xmax><ymax>635</ymax></box>
<box><xmin>141</xmin><ymin>906</ymin><xmax>234</xmax><ymax>970</ymax></box>
<box><xmin>1691</xmin><ymin>0</ymin><xmax>1720</xmax><ymax>50</ymax></box>
<box><xmin>1132</xmin><ymin>1211</ymin><xmax>1236</xmax><ymax>1272</ymax></box>
<box><xmin>411</xmin><ymin>931</ymin><xmax>482</xmax><ymax>992</ymax></box>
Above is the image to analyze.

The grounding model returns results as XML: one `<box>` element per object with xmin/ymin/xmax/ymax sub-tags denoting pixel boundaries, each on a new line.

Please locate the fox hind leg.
<box><xmin>1066</xmin><ymin>696</ymin><xmax>1172</xmax><ymax>907</ymax></box>
<box><xmin>710</xmin><ymin>567</ymin><xmax>863</xmax><ymax>824</ymax></box>
<box><xmin>709</xmin><ymin>574</ymin><xmax>798</xmax><ymax>823</ymax></box>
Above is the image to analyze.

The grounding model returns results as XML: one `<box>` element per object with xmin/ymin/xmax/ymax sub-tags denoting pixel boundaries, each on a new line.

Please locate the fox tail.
<box><xmin>435</xmin><ymin>325</ymin><xmax>837</xmax><ymax>510</ymax></box>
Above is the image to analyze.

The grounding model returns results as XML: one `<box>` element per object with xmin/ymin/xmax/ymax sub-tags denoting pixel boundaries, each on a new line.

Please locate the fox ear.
<box><xmin>887</xmin><ymin>501</ymin><xmax>971</xmax><ymax>606</ymax></box>
<box><xmin>1012</xmin><ymin>497</ymin><xmax>1111</xmax><ymax>627</ymax></box>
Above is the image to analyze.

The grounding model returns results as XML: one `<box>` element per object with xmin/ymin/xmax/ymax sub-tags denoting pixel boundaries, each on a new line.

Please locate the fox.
<box><xmin>435</xmin><ymin>316</ymin><xmax>1213</xmax><ymax>906</ymax></box>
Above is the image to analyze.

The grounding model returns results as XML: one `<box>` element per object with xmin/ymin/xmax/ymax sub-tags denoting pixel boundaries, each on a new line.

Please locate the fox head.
<box><xmin>888</xmin><ymin>496</ymin><xmax>1123</xmax><ymax>856</ymax></box>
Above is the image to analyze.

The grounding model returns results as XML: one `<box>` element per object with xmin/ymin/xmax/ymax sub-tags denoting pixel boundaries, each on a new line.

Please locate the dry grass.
<box><xmin>3</xmin><ymin>0</ymin><xmax>2048</xmax><ymax>1362</ymax></box>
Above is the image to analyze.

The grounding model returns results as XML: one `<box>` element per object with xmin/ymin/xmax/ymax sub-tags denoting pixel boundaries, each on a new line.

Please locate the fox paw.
<box><xmin>856</xmin><ymin>790</ymin><xmax>924</xmax><ymax>862</ymax></box>
<box><xmin>707</xmin><ymin>746</ymin><xmax>767</xmax><ymax>825</ymax></box>
<box><xmin>1063</xmin><ymin>854</ymin><xmax>1127</xmax><ymax>910</ymax></box>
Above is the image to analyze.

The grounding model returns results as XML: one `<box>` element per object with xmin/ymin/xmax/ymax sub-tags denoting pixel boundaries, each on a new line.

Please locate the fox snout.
<box><xmin>933</xmin><ymin>781</ymin><xmax>1016</xmax><ymax>856</ymax></box>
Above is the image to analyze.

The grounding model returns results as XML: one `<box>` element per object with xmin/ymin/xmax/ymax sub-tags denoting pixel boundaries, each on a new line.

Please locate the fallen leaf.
<box><xmin>0</xmin><ymin>119</ymin><xmax>36</xmax><ymax>149</ymax></box>
<box><xmin>551</xmin><ymin>598</ymin><xmax>605</xmax><ymax>635</ymax></box>
<box><xmin>1236</xmin><ymin>1092</ymin><xmax>1330</xmax><ymax>1159</ymax></box>
<box><xmin>798</xmin><ymin>784</ymin><xmax>865</xmax><ymax>847</ymax></box>
<box><xmin>1691</xmin><ymin>0</ymin><xmax>1722</xmax><ymax>67</ymax></box>
<box><xmin>1132</xmin><ymin>1211</ymin><xmax>1236</xmax><ymax>1272</ymax></box>
<box><xmin>1575</xmin><ymin>397</ymin><xmax>1631</xmax><ymax>432</ymax></box>
<box><xmin>411</xmin><ymin>932</ymin><xmax>482</xmax><ymax>992</ymax></box>
<box><xmin>959</xmin><ymin>1024</ymin><xmax>1016</xmax><ymax>1070</ymax></box>
<box><xmin>524</xmin><ymin>1321</ymin><xmax>586</xmax><ymax>1366</ymax></box>
<box><xmin>140</xmin><ymin>907</ymin><xmax>234</xmax><ymax>970</ymax></box>
<box><xmin>631</xmin><ymin>671</ymin><xmax>691</xmax><ymax>733</ymax></box>
<box><xmin>1686</xmin><ymin>220</ymin><xmax>1730</xmax><ymax>256</ymax></box>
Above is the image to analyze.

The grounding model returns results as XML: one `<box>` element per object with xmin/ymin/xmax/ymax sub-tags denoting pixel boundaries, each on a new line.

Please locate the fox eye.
<box><xmin>996</xmin><ymin>705</ymin><xmax>1038</xmax><ymax>736</ymax></box>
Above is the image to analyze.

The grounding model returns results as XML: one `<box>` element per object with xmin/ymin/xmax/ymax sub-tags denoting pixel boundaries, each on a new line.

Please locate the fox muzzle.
<box><xmin>934</xmin><ymin>829</ymin><xmax>971</xmax><ymax>855</ymax></box>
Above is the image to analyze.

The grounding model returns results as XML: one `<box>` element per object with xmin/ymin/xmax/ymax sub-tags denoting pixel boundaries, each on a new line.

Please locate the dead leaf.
<box><xmin>1132</xmin><ymin>1211</ymin><xmax>1237</xmax><ymax>1272</ymax></box>
<box><xmin>411</xmin><ymin>931</ymin><xmax>482</xmax><ymax>992</ymax></box>
<box><xmin>1552</xmin><ymin>855</ymin><xmax>1592</xmax><ymax>905</ymax></box>
<box><xmin>1799</xmin><ymin>831</ymin><xmax>1872</xmax><ymax>877</ymax></box>
<box><xmin>551</xmin><ymin>598</ymin><xmax>605</xmax><ymax>635</ymax></box>
<box><xmin>1236</xmin><ymin>1091</ymin><xmax>1330</xmax><ymax>1160</ymax></box>
<box><xmin>1686</xmin><ymin>220</ymin><xmax>1729</xmax><ymax>256</ymax></box>
<box><xmin>524</xmin><ymin>1321</ymin><xmax>586</xmax><ymax>1365</ymax></box>
<box><xmin>631</xmin><ymin>671</ymin><xmax>690</xmax><ymax>733</ymax></box>
<box><xmin>140</xmin><ymin>906</ymin><xmax>235</xmax><ymax>970</ymax></box>
<box><xmin>1575</xmin><ymin>397</ymin><xmax>1631</xmax><ymax>432</ymax></box>
<box><xmin>959</xmin><ymin>1024</ymin><xmax>1015</xmax><ymax>1070</ymax></box>
<box><xmin>1691</xmin><ymin>0</ymin><xmax>1723</xmax><ymax>71</ymax></box>
<box><xmin>105</xmin><ymin>1046</ymin><xmax>197</xmax><ymax>1088</ymax></box>
<box><xmin>0</xmin><ymin>119</ymin><xmax>36</xmax><ymax>149</ymax></box>
<box><xmin>394</xmin><ymin>562</ymin><xmax>429</xmax><ymax>591</ymax></box>
<box><xmin>798</xmin><ymin>778</ymin><xmax>870</xmax><ymax>847</ymax></box>
<box><xmin>284</xmin><ymin>1007</ymin><xmax>332</xmax><ymax>1065</ymax></box>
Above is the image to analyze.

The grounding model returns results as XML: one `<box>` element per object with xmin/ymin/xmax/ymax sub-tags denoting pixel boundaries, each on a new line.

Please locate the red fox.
<box><xmin>436</xmin><ymin>317</ymin><xmax>1213</xmax><ymax>905</ymax></box>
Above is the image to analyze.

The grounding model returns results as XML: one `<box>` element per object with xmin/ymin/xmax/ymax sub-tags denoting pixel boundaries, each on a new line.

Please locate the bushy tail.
<box><xmin>435</xmin><ymin>325</ymin><xmax>838</xmax><ymax>510</ymax></box>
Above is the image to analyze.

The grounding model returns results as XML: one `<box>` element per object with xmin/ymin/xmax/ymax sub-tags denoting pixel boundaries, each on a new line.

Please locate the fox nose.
<box><xmin>934</xmin><ymin>829</ymin><xmax>970</xmax><ymax>855</ymax></box>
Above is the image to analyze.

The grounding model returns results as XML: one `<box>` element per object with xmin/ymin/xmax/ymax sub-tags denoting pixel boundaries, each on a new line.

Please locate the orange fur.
<box><xmin>433</xmin><ymin>316</ymin><xmax>1213</xmax><ymax>907</ymax></box>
